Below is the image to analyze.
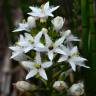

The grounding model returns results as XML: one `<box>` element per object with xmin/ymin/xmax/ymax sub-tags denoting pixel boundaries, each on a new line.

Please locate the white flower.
<box><xmin>36</xmin><ymin>28</ymin><xmax>66</xmax><ymax>61</ymax></box>
<box><xmin>9</xmin><ymin>32</ymin><xmax>45</xmax><ymax>60</ymax></box>
<box><xmin>68</xmin><ymin>82</ymin><xmax>84</xmax><ymax>96</ymax></box>
<box><xmin>9</xmin><ymin>46</ymin><xmax>27</xmax><ymax>61</ymax></box>
<box><xmin>21</xmin><ymin>52</ymin><xmax>52</xmax><ymax>80</ymax></box>
<box><xmin>17</xmin><ymin>32</ymin><xmax>45</xmax><ymax>53</ymax></box>
<box><xmin>17</xmin><ymin>33</ymin><xmax>34</xmax><ymax>53</ymax></box>
<box><xmin>13</xmin><ymin>16</ymin><xmax>36</xmax><ymax>32</ymax></box>
<box><xmin>53</xmin><ymin>81</ymin><xmax>68</xmax><ymax>91</ymax></box>
<box><xmin>51</xmin><ymin>16</ymin><xmax>65</xmax><ymax>31</ymax></box>
<box><xmin>58</xmin><ymin>46</ymin><xmax>89</xmax><ymax>71</ymax></box>
<box><xmin>28</xmin><ymin>2</ymin><xmax>59</xmax><ymax>20</ymax></box>
<box><xmin>61</xmin><ymin>30</ymin><xmax>80</xmax><ymax>43</ymax></box>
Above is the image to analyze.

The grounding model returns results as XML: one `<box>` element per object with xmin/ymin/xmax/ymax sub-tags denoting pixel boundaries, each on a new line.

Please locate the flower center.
<box><xmin>49</xmin><ymin>46</ymin><xmax>53</xmax><ymax>50</ymax></box>
<box><xmin>28</xmin><ymin>40</ymin><xmax>33</xmax><ymax>44</ymax></box>
<box><xmin>34</xmin><ymin>63</ymin><xmax>41</xmax><ymax>69</ymax></box>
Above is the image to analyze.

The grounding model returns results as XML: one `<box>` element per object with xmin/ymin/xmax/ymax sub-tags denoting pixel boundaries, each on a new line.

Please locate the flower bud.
<box><xmin>53</xmin><ymin>81</ymin><xmax>68</xmax><ymax>91</ymax></box>
<box><xmin>42</xmin><ymin>28</ymin><xmax>48</xmax><ymax>33</ymax></box>
<box><xmin>27</xmin><ymin>16</ymin><xmax>36</xmax><ymax>28</ymax></box>
<box><xmin>13</xmin><ymin>81</ymin><xmax>37</xmax><ymax>92</ymax></box>
<box><xmin>51</xmin><ymin>16</ymin><xmax>64</xmax><ymax>31</ymax></box>
<box><xmin>68</xmin><ymin>82</ymin><xmax>84</xmax><ymax>96</ymax></box>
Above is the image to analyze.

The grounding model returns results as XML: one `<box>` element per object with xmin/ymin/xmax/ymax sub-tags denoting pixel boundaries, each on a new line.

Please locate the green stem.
<box><xmin>81</xmin><ymin>0</ymin><xmax>89</xmax><ymax>55</ymax></box>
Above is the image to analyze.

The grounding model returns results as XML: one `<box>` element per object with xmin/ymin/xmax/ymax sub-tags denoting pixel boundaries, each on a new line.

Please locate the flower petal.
<box><xmin>26</xmin><ymin>69</ymin><xmax>38</xmax><ymax>79</ymax></box>
<box><xmin>11</xmin><ymin>53</ymin><xmax>27</xmax><ymax>61</ymax></box>
<box><xmin>54</xmin><ymin>37</ymin><xmax>65</xmax><ymax>47</ymax></box>
<box><xmin>71</xmin><ymin>56</ymin><xmax>87</xmax><ymax>62</ymax></box>
<box><xmin>39</xmin><ymin>68</ymin><xmax>48</xmax><ymax>80</ymax></box>
<box><xmin>44</xmin><ymin>32</ymin><xmax>52</xmax><ymax>47</ymax></box>
<box><xmin>48</xmin><ymin>51</ymin><xmax>54</xmax><ymax>61</ymax></box>
<box><xmin>21</xmin><ymin>61</ymin><xmax>34</xmax><ymax>69</ymax></box>
<box><xmin>77</xmin><ymin>63</ymin><xmax>90</xmax><ymax>68</ymax></box>
<box><xmin>35</xmin><ymin>43</ymin><xmax>45</xmax><ymax>48</ymax></box>
<box><xmin>24</xmin><ymin>33</ymin><xmax>33</xmax><ymax>41</ymax></box>
<box><xmin>35</xmin><ymin>52</ymin><xmax>41</xmax><ymax>64</ymax></box>
<box><xmin>54</xmin><ymin>47</ymin><xmax>66</xmax><ymax>55</ymax></box>
<box><xmin>41</xmin><ymin>61</ymin><xmax>52</xmax><ymax>68</ymax></box>
<box><xmin>70</xmin><ymin>46</ymin><xmax>78</xmax><ymax>56</ymax></box>
<box><xmin>24</xmin><ymin>45</ymin><xmax>33</xmax><ymax>53</ymax></box>
<box><xmin>34</xmin><ymin>31</ymin><xmax>43</xmax><ymax>43</ymax></box>
<box><xmin>58</xmin><ymin>55</ymin><xmax>68</xmax><ymax>62</ymax></box>
<box><xmin>29</xmin><ymin>6</ymin><xmax>41</xmax><ymax>13</ymax></box>
<box><xmin>50</xmin><ymin>6</ymin><xmax>59</xmax><ymax>12</ymax></box>
<box><xmin>44</xmin><ymin>2</ymin><xmax>49</xmax><ymax>11</ymax></box>
<box><xmin>68</xmin><ymin>60</ymin><xmax>76</xmax><ymax>71</ymax></box>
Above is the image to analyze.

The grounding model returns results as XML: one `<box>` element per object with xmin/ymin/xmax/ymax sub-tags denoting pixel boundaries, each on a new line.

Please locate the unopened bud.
<box><xmin>51</xmin><ymin>16</ymin><xmax>64</xmax><ymax>31</ymax></box>
<box><xmin>68</xmin><ymin>82</ymin><xmax>84</xmax><ymax>96</ymax></box>
<box><xmin>53</xmin><ymin>81</ymin><xmax>68</xmax><ymax>91</ymax></box>
<box><xmin>27</xmin><ymin>16</ymin><xmax>36</xmax><ymax>28</ymax></box>
<box><xmin>42</xmin><ymin>28</ymin><xmax>48</xmax><ymax>33</ymax></box>
<box><xmin>13</xmin><ymin>81</ymin><xmax>37</xmax><ymax>92</ymax></box>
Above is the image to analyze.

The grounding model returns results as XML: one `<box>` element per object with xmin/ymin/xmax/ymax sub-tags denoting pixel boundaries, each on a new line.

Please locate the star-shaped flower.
<box><xmin>58</xmin><ymin>46</ymin><xmax>89</xmax><ymax>71</ymax></box>
<box><xmin>13</xmin><ymin>16</ymin><xmax>36</xmax><ymax>32</ymax></box>
<box><xmin>28</xmin><ymin>2</ymin><xmax>59</xmax><ymax>20</ymax></box>
<box><xmin>17</xmin><ymin>32</ymin><xmax>45</xmax><ymax>53</ymax></box>
<box><xmin>37</xmin><ymin>28</ymin><xmax>66</xmax><ymax>61</ymax></box>
<box><xmin>61</xmin><ymin>30</ymin><xmax>80</xmax><ymax>44</ymax></box>
<box><xmin>9</xmin><ymin>46</ymin><xmax>27</xmax><ymax>61</ymax></box>
<box><xmin>21</xmin><ymin>52</ymin><xmax>52</xmax><ymax>80</ymax></box>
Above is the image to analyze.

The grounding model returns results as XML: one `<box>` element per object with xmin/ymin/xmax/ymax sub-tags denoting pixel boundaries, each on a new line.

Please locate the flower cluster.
<box><xmin>10</xmin><ymin>1</ymin><xmax>89</xmax><ymax>82</ymax></box>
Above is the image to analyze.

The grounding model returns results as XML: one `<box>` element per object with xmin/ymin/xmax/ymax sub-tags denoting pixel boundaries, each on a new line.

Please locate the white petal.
<box><xmin>35</xmin><ymin>43</ymin><xmax>45</xmax><ymax>48</ymax></box>
<box><xmin>35</xmin><ymin>52</ymin><xmax>41</xmax><ymax>64</ymax></box>
<box><xmin>54</xmin><ymin>37</ymin><xmax>65</xmax><ymax>47</ymax></box>
<box><xmin>58</xmin><ymin>55</ymin><xmax>68</xmax><ymax>62</ymax></box>
<box><xmin>68</xmin><ymin>35</ymin><xmax>80</xmax><ymax>42</ymax></box>
<box><xmin>9</xmin><ymin>46</ymin><xmax>22</xmax><ymax>51</ymax></box>
<box><xmin>41</xmin><ymin>61</ymin><xmax>52</xmax><ymax>68</ymax></box>
<box><xmin>21</xmin><ymin>61</ymin><xmax>34</xmax><ymax>69</ymax></box>
<box><xmin>11</xmin><ymin>53</ymin><xmax>27</xmax><ymax>61</ymax></box>
<box><xmin>68</xmin><ymin>60</ymin><xmax>76</xmax><ymax>71</ymax></box>
<box><xmin>54</xmin><ymin>47</ymin><xmax>66</xmax><ymax>55</ymax></box>
<box><xmin>46</xmin><ymin>12</ymin><xmax>54</xmax><ymax>17</ymax></box>
<box><xmin>71</xmin><ymin>56</ymin><xmax>87</xmax><ymax>62</ymax></box>
<box><xmin>70</xmin><ymin>46</ymin><xmax>78</xmax><ymax>56</ymax></box>
<box><xmin>39</xmin><ymin>68</ymin><xmax>48</xmax><ymax>80</ymax></box>
<box><xmin>10</xmin><ymin>52</ymin><xmax>22</xmax><ymax>59</ymax></box>
<box><xmin>29</xmin><ymin>6</ymin><xmax>41</xmax><ymax>12</ymax></box>
<box><xmin>50</xmin><ymin>6</ymin><xmax>59</xmax><ymax>12</ymax></box>
<box><xmin>13</xmin><ymin>23</ymin><xmax>28</xmax><ymax>32</ymax></box>
<box><xmin>26</xmin><ymin>69</ymin><xmax>38</xmax><ymax>79</ymax></box>
<box><xmin>77</xmin><ymin>63</ymin><xmax>90</xmax><ymax>68</ymax></box>
<box><xmin>24</xmin><ymin>33</ymin><xmax>33</xmax><ymax>41</ymax></box>
<box><xmin>44</xmin><ymin>2</ymin><xmax>49</xmax><ymax>11</ymax></box>
<box><xmin>48</xmin><ymin>51</ymin><xmax>53</xmax><ymax>61</ymax></box>
<box><xmin>24</xmin><ymin>46</ymin><xmax>33</xmax><ymax>53</ymax></box>
<box><xmin>34</xmin><ymin>31</ymin><xmax>43</xmax><ymax>43</ymax></box>
<box><xmin>62</xmin><ymin>30</ymin><xmax>71</xmax><ymax>39</ymax></box>
<box><xmin>44</xmin><ymin>32</ymin><xmax>52</xmax><ymax>47</ymax></box>
<box><xmin>19</xmin><ymin>35</ymin><xmax>25</xmax><ymax>42</ymax></box>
